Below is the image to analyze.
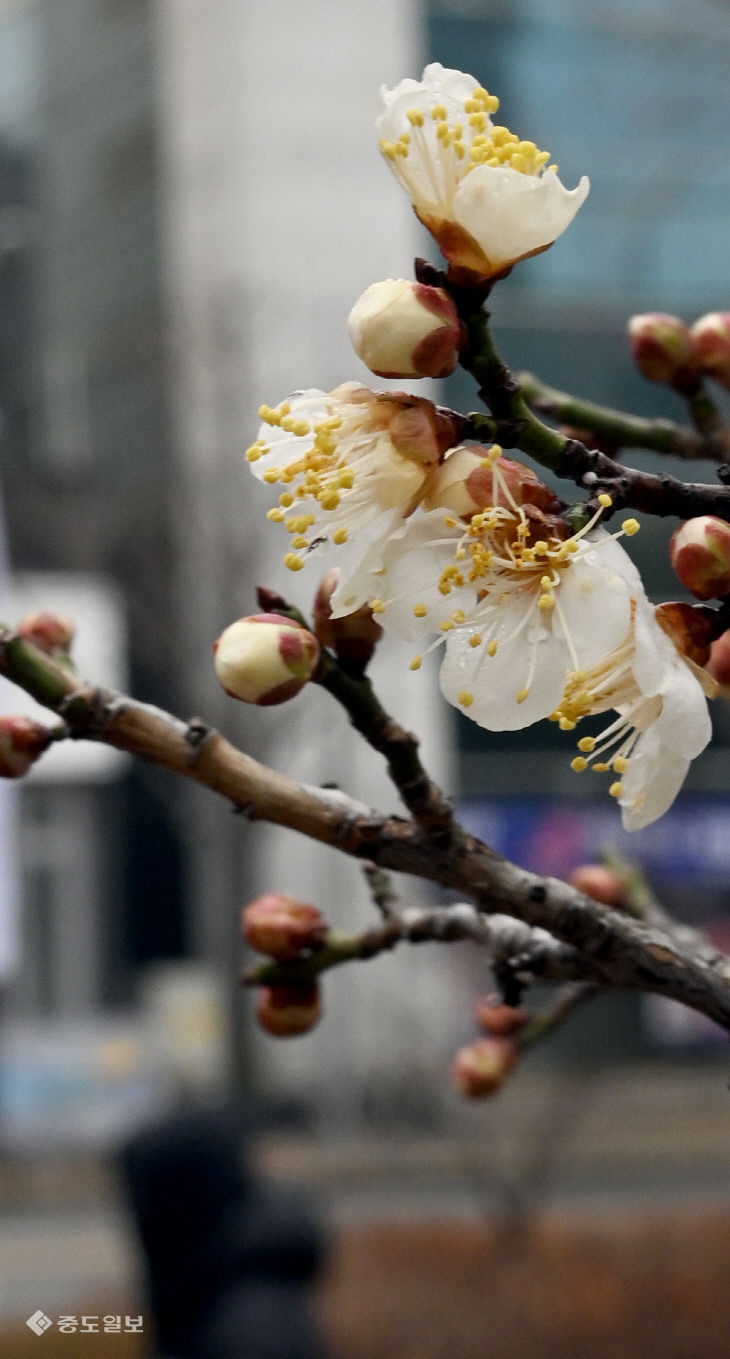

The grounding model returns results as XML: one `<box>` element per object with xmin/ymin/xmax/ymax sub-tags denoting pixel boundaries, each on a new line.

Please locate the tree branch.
<box><xmin>2</xmin><ymin>625</ymin><xmax>730</xmax><ymax>1032</ymax></box>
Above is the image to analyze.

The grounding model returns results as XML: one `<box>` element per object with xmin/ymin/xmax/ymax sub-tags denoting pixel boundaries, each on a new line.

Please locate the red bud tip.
<box><xmin>669</xmin><ymin>517</ymin><xmax>730</xmax><ymax>602</ymax></box>
<box><xmin>0</xmin><ymin>715</ymin><xmax>52</xmax><ymax>777</ymax></box>
<box><xmin>474</xmin><ymin>996</ymin><xmax>530</xmax><ymax>1037</ymax></box>
<box><xmin>569</xmin><ymin>863</ymin><xmax>627</xmax><ymax>908</ymax></box>
<box><xmin>450</xmin><ymin>1037</ymin><xmax>518</xmax><ymax>1098</ymax></box>
<box><xmin>708</xmin><ymin>630</ymin><xmax>730</xmax><ymax>689</ymax></box>
<box><xmin>17</xmin><ymin>611</ymin><xmax>75</xmax><ymax>654</ymax></box>
<box><xmin>242</xmin><ymin>893</ymin><xmax>327</xmax><ymax>960</ymax></box>
<box><xmin>255</xmin><ymin>982</ymin><xmax>322</xmax><ymax>1037</ymax></box>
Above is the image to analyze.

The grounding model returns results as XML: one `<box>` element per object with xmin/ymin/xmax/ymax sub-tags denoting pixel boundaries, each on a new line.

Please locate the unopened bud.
<box><xmin>569</xmin><ymin>863</ymin><xmax>627</xmax><ymax>909</ymax></box>
<box><xmin>450</xmin><ymin>1037</ymin><xmax>518</xmax><ymax>1098</ymax></box>
<box><xmin>256</xmin><ymin>981</ymin><xmax>322</xmax><ymax>1037</ymax></box>
<box><xmin>312</xmin><ymin>568</ymin><xmax>382</xmax><ymax>676</ymax></box>
<box><xmin>628</xmin><ymin>313</ymin><xmax>696</xmax><ymax>386</ymax></box>
<box><xmin>708</xmin><ymin>629</ymin><xmax>730</xmax><ymax>689</ymax></box>
<box><xmin>0</xmin><ymin>715</ymin><xmax>52</xmax><ymax>778</ymax></box>
<box><xmin>669</xmin><ymin>517</ymin><xmax>730</xmax><ymax>601</ymax></box>
<box><xmin>474</xmin><ymin>996</ymin><xmax>529</xmax><ymax>1037</ymax></box>
<box><xmin>655</xmin><ymin>600</ymin><xmax>715</xmax><ymax>667</ymax></box>
<box><xmin>242</xmin><ymin>893</ymin><xmax>327</xmax><ymax>960</ymax></box>
<box><xmin>213</xmin><ymin>613</ymin><xmax>320</xmax><ymax>705</ymax></box>
<box><xmin>690</xmin><ymin>312</ymin><xmax>730</xmax><ymax>389</ymax></box>
<box><xmin>424</xmin><ymin>446</ymin><xmax>563</xmax><ymax>519</ymax></box>
<box><xmin>17</xmin><ymin>611</ymin><xmax>75</xmax><ymax>655</ymax></box>
<box><xmin>348</xmin><ymin>279</ymin><xmax>462</xmax><ymax>379</ymax></box>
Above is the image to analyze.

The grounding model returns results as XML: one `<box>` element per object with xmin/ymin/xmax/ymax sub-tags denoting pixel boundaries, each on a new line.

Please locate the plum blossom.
<box><xmin>377</xmin><ymin>63</ymin><xmax>589</xmax><ymax>282</ymax></box>
<box><xmin>554</xmin><ymin>595</ymin><xmax>715</xmax><ymax>831</ymax></box>
<box><xmin>343</xmin><ymin>446</ymin><xmax>637</xmax><ymax>731</ymax></box>
<box><xmin>245</xmin><ymin>383</ymin><xmax>459</xmax><ymax>596</ymax></box>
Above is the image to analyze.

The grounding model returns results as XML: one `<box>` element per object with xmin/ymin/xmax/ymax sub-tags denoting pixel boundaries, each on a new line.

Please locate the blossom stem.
<box><xmin>255</xmin><ymin>586</ymin><xmax>454</xmax><ymax>835</ymax></box>
<box><xmin>518</xmin><ymin>372</ymin><xmax>716</xmax><ymax>460</ymax></box>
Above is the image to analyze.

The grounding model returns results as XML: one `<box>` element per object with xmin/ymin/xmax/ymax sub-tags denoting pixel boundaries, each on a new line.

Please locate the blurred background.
<box><xmin>1</xmin><ymin>0</ymin><xmax>730</xmax><ymax>1355</ymax></box>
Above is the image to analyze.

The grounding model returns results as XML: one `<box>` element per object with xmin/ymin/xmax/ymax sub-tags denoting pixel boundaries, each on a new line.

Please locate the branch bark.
<box><xmin>3</xmin><ymin>625</ymin><xmax>730</xmax><ymax>1032</ymax></box>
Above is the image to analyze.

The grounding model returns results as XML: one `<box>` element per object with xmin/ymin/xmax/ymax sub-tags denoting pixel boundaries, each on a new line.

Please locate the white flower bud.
<box><xmin>213</xmin><ymin>613</ymin><xmax>320</xmax><ymax>705</ymax></box>
<box><xmin>348</xmin><ymin>279</ymin><xmax>462</xmax><ymax>379</ymax></box>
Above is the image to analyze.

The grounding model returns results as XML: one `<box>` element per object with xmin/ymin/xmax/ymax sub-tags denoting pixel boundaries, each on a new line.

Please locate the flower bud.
<box><xmin>628</xmin><ymin>313</ymin><xmax>696</xmax><ymax>386</ymax></box>
<box><xmin>708</xmin><ymin>629</ymin><xmax>730</xmax><ymax>689</ymax></box>
<box><xmin>312</xmin><ymin>568</ymin><xmax>382</xmax><ymax>676</ymax></box>
<box><xmin>348</xmin><ymin>279</ymin><xmax>462</xmax><ymax>380</ymax></box>
<box><xmin>17</xmin><ymin>611</ymin><xmax>75</xmax><ymax>655</ymax></box>
<box><xmin>256</xmin><ymin>981</ymin><xmax>322</xmax><ymax>1037</ymax></box>
<box><xmin>0</xmin><ymin>715</ymin><xmax>52</xmax><ymax>778</ymax></box>
<box><xmin>213</xmin><ymin>613</ymin><xmax>320</xmax><ymax>705</ymax></box>
<box><xmin>424</xmin><ymin>446</ymin><xmax>563</xmax><ymax>519</ymax></box>
<box><xmin>450</xmin><ymin>1037</ymin><xmax>517</xmax><ymax>1098</ymax></box>
<box><xmin>242</xmin><ymin>893</ymin><xmax>327</xmax><ymax>960</ymax></box>
<box><xmin>474</xmin><ymin>996</ymin><xmax>529</xmax><ymax>1037</ymax></box>
<box><xmin>569</xmin><ymin>863</ymin><xmax>627</xmax><ymax>909</ymax></box>
<box><xmin>669</xmin><ymin>517</ymin><xmax>730</xmax><ymax>601</ymax></box>
<box><xmin>690</xmin><ymin>312</ymin><xmax>730</xmax><ymax>389</ymax></box>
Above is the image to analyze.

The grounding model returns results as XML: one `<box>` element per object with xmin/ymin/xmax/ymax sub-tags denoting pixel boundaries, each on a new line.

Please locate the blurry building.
<box><xmin>0</xmin><ymin>0</ymin><xmax>728</xmax><ymax>1150</ymax></box>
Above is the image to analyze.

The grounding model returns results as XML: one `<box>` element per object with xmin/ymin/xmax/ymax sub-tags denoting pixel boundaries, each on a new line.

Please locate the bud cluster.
<box><xmin>242</xmin><ymin>893</ymin><xmax>328</xmax><ymax>1038</ymax></box>
<box><xmin>628</xmin><ymin>310</ymin><xmax>730</xmax><ymax>390</ymax></box>
<box><xmin>450</xmin><ymin>994</ymin><xmax>529</xmax><ymax>1098</ymax></box>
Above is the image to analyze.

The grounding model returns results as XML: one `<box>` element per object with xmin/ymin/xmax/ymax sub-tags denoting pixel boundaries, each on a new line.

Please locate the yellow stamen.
<box><xmin>609</xmin><ymin>781</ymin><xmax>623</xmax><ymax>798</ymax></box>
<box><xmin>284</xmin><ymin>553</ymin><xmax>304</xmax><ymax>571</ymax></box>
<box><xmin>486</xmin><ymin>640</ymin><xmax>498</xmax><ymax>657</ymax></box>
<box><xmin>571</xmin><ymin>757</ymin><xmax>588</xmax><ymax>772</ymax></box>
<box><xmin>516</xmin><ymin>687</ymin><xmax>529</xmax><ymax>704</ymax></box>
<box><xmin>458</xmin><ymin>691</ymin><xmax>474</xmax><ymax>707</ymax></box>
<box><xmin>598</xmin><ymin>493</ymin><xmax>612</xmax><ymax>508</ymax></box>
<box><xmin>413</xmin><ymin>604</ymin><xmax>427</xmax><ymax>618</ymax></box>
<box><xmin>410</xmin><ymin>655</ymin><xmax>422</xmax><ymax>671</ymax></box>
<box><xmin>332</xmin><ymin>528</ymin><xmax>348</xmax><ymax>545</ymax></box>
<box><xmin>577</xmin><ymin>736</ymin><xmax>595</xmax><ymax>753</ymax></box>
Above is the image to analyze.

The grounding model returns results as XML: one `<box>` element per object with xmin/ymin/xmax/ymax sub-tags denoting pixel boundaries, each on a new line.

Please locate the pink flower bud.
<box><xmin>450</xmin><ymin>1037</ymin><xmax>518</xmax><ymax>1098</ymax></box>
<box><xmin>474</xmin><ymin>996</ymin><xmax>529</xmax><ymax>1037</ymax></box>
<box><xmin>569</xmin><ymin>863</ymin><xmax>627</xmax><ymax>909</ymax></box>
<box><xmin>256</xmin><ymin>982</ymin><xmax>322</xmax><ymax>1037</ymax></box>
<box><xmin>669</xmin><ymin>517</ymin><xmax>730</xmax><ymax>601</ymax></box>
<box><xmin>242</xmin><ymin>893</ymin><xmax>327</xmax><ymax>960</ymax></box>
<box><xmin>0</xmin><ymin>715</ymin><xmax>52</xmax><ymax>778</ymax></box>
<box><xmin>424</xmin><ymin>446</ymin><xmax>563</xmax><ymax>519</ymax></box>
<box><xmin>312</xmin><ymin>568</ymin><xmax>383</xmax><ymax>676</ymax></box>
<box><xmin>708</xmin><ymin>629</ymin><xmax>730</xmax><ymax>688</ymax></box>
<box><xmin>213</xmin><ymin>613</ymin><xmax>320</xmax><ymax>704</ymax></box>
<box><xmin>348</xmin><ymin>278</ymin><xmax>462</xmax><ymax>379</ymax></box>
<box><xmin>17</xmin><ymin>611</ymin><xmax>75</xmax><ymax>655</ymax></box>
<box><xmin>628</xmin><ymin>313</ymin><xmax>696</xmax><ymax>386</ymax></box>
<box><xmin>690</xmin><ymin>312</ymin><xmax>730</xmax><ymax>389</ymax></box>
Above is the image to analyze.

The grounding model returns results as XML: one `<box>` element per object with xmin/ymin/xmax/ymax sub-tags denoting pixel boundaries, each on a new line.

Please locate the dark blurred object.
<box><xmin>119</xmin><ymin>1104</ymin><xmax>331</xmax><ymax>1359</ymax></box>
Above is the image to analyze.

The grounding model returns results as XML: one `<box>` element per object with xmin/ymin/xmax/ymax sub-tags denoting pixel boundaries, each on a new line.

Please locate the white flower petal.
<box><xmin>453</xmin><ymin>165</ymin><xmax>590</xmax><ymax>269</ymax></box>
<box><xmin>654</xmin><ymin>657</ymin><xmax>713</xmax><ymax>760</ymax></box>
<box><xmin>554</xmin><ymin>550</ymin><xmax>631</xmax><ymax>668</ymax></box>
<box><xmin>439</xmin><ymin>600</ymin><xmax>569</xmax><ymax>730</ymax></box>
<box><xmin>619</xmin><ymin>728</ymin><xmax>690</xmax><ymax>832</ymax></box>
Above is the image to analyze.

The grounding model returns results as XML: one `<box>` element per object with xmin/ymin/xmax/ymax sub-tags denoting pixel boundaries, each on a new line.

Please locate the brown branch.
<box><xmin>256</xmin><ymin>587</ymin><xmax>455</xmax><ymax>836</ymax></box>
<box><xmin>2</xmin><ymin>626</ymin><xmax>730</xmax><ymax>1031</ymax></box>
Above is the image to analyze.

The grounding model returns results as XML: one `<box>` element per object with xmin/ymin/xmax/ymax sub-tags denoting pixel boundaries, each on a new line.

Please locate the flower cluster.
<box><xmin>241</xmin><ymin>63</ymin><xmax>716</xmax><ymax>830</ymax></box>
